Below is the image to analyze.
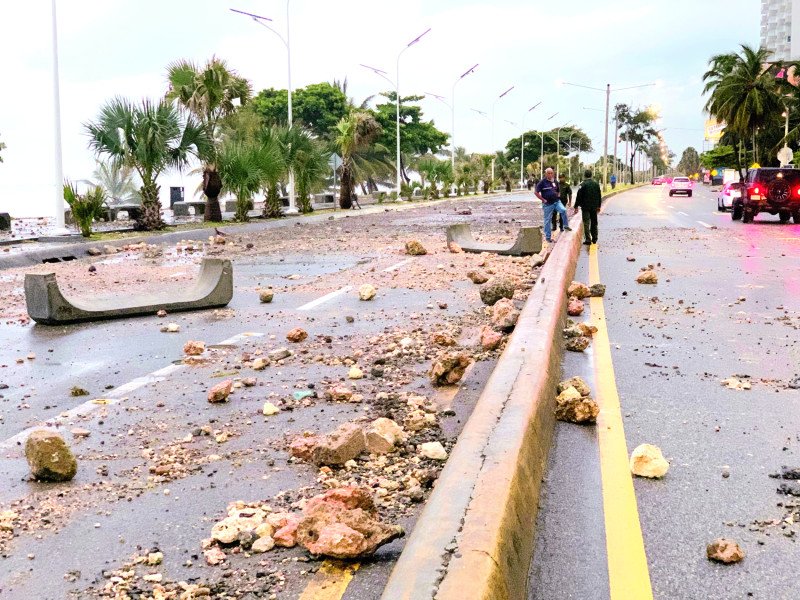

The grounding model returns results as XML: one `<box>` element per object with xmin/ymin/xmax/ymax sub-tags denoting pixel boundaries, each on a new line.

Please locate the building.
<box><xmin>761</xmin><ymin>0</ymin><xmax>800</xmax><ymax>60</ymax></box>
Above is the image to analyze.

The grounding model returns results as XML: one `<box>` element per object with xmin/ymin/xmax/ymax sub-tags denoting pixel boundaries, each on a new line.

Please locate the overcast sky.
<box><xmin>0</xmin><ymin>0</ymin><xmax>759</xmax><ymax>217</ymax></box>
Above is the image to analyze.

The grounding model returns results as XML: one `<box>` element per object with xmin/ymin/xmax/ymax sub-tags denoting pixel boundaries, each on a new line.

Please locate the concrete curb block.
<box><xmin>381</xmin><ymin>213</ymin><xmax>583</xmax><ymax>600</ymax></box>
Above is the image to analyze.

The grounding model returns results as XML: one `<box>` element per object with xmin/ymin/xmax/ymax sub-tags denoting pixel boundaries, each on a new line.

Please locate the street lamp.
<box><xmin>490</xmin><ymin>85</ymin><xmax>514</xmax><ymax>185</ymax></box>
<box><xmin>51</xmin><ymin>0</ymin><xmax>65</xmax><ymax>230</ymax></box>
<box><xmin>450</xmin><ymin>64</ymin><xmax>479</xmax><ymax>171</ymax></box>
<box><xmin>520</xmin><ymin>102</ymin><xmax>541</xmax><ymax>186</ymax></box>
<box><xmin>563</xmin><ymin>81</ymin><xmax>655</xmax><ymax>191</ymax></box>
<box><xmin>231</xmin><ymin>5</ymin><xmax>299</xmax><ymax>214</ymax></box>
<box><xmin>362</xmin><ymin>28</ymin><xmax>431</xmax><ymax>197</ymax></box>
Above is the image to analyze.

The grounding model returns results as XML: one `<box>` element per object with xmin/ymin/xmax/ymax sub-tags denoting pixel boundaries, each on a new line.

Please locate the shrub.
<box><xmin>63</xmin><ymin>181</ymin><xmax>106</xmax><ymax>237</ymax></box>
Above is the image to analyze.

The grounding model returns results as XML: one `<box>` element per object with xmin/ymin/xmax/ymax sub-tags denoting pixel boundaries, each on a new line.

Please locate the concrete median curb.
<box><xmin>381</xmin><ymin>212</ymin><xmax>583</xmax><ymax>600</ymax></box>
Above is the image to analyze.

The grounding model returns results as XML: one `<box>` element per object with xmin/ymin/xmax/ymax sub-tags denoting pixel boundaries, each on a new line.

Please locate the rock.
<box><xmin>289</xmin><ymin>435</ymin><xmax>319</xmax><ymax>461</ymax></box>
<box><xmin>241</xmin><ymin>377</ymin><xmax>257</xmax><ymax>387</ymax></box>
<box><xmin>0</xmin><ymin>510</ymin><xmax>18</xmax><ymax>533</ymax></box>
<box><xmin>348</xmin><ymin>366</ymin><xmax>364</xmax><ymax>380</ymax></box>
<box><xmin>448</xmin><ymin>241</ymin><xmax>463</xmax><ymax>253</ymax></box>
<box><xmin>565</xmin><ymin>336</ymin><xmax>591</xmax><ymax>352</ymax></box>
<box><xmin>161</xmin><ymin>322</ymin><xmax>180</xmax><ymax>333</ymax></box>
<box><xmin>326</xmin><ymin>385</ymin><xmax>354</xmax><ymax>402</ymax></box>
<box><xmin>252</xmin><ymin>357</ymin><xmax>269</xmax><ymax>371</ymax></box>
<box><xmin>208</xmin><ymin>380</ymin><xmax>233</xmax><ymax>403</ymax></box>
<box><xmin>156</xmin><ymin>309</ymin><xmax>167</xmax><ymax>318</ymax></box>
<box><xmin>70</xmin><ymin>427</ymin><xmax>91</xmax><ymax>438</ymax></box>
<box><xmin>563</xmin><ymin>324</ymin><xmax>583</xmax><ymax>338</ymax></box>
<box><xmin>479</xmin><ymin>277</ymin><xmax>515</xmax><ymax>306</ymax></box>
<box><xmin>296</xmin><ymin>487</ymin><xmax>404</xmax><ymax>559</ymax></box>
<box><xmin>268</xmin><ymin>347</ymin><xmax>291</xmax><ymax>361</ymax></box>
<box><xmin>626</xmin><ymin>256</ymin><xmax>636</xmax><ymax>262</ymax></box>
<box><xmin>364</xmin><ymin>418</ymin><xmax>406</xmax><ymax>454</ymax></box>
<box><xmin>419</xmin><ymin>441</ymin><xmax>448</xmax><ymax>461</ymax></box>
<box><xmin>568</xmin><ymin>281</ymin><xmax>591</xmax><ymax>299</ymax></box>
<box><xmin>491</xmin><ymin>298</ymin><xmax>520</xmax><ymax>332</ymax></box>
<box><xmin>706</xmin><ymin>539</ymin><xmax>744</xmax><ymax>564</ymax></box>
<box><xmin>25</xmin><ymin>430</ymin><xmax>78</xmax><ymax>482</ymax></box>
<box><xmin>555</xmin><ymin>387</ymin><xmax>599</xmax><ymax>424</ymax></box>
<box><xmin>286</xmin><ymin>328</ymin><xmax>308</xmax><ymax>343</ymax></box>
<box><xmin>576</xmin><ymin>322</ymin><xmax>598</xmax><ymax>337</ymax></box>
<box><xmin>630</xmin><ymin>444</ymin><xmax>669</xmax><ymax>478</ymax></box>
<box><xmin>211</xmin><ymin>514</ymin><xmax>264</xmax><ymax>545</ymax></box>
<box><xmin>431</xmin><ymin>331</ymin><xmax>457</xmax><ymax>346</ymax></box>
<box><xmin>530</xmin><ymin>253</ymin><xmax>545</xmax><ymax>268</ymax></box>
<box><xmin>273</xmin><ymin>515</ymin><xmax>301</xmax><ymax>547</ymax></box>
<box><xmin>467</xmin><ymin>270</ymin><xmax>489</xmax><ymax>284</ymax></box>
<box><xmin>359</xmin><ymin>284</ymin><xmax>377</xmax><ymax>301</ymax></box>
<box><xmin>557</xmin><ymin>376</ymin><xmax>591</xmax><ymax>397</ymax></box>
<box><xmin>310</xmin><ymin>423</ymin><xmax>366</xmax><ymax>466</ymax></box>
<box><xmin>259</xmin><ymin>289</ymin><xmax>274</xmax><ymax>303</ymax></box>
<box><xmin>404</xmin><ymin>409</ymin><xmax>436</xmax><ymax>432</ymax></box>
<box><xmin>262</xmin><ymin>402</ymin><xmax>280</xmax><ymax>416</ymax></box>
<box><xmin>567</xmin><ymin>298</ymin><xmax>585</xmax><ymax>316</ymax></box>
<box><xmin>636</xmin><ymin>270</ymin><xmax>658</xmax><ymax>284</ymax></box>
<box><xmin>371</xmin><ymin>365</ymin><xmax>385</xmax><ymax>378</ymax></box>
<box><xmin>589</xmin><ymin>283</ymin><xmax>606</xmax><ymax>297</ymax></box>
<box><xmin>70</xmin><ymin>386</ymin><xmax>89</xmax><ymax>397</ymax></box>
<box><xmin>722</xmin><ymin>377</ymin><xmax>751</xmax><ymax>391</ymax></box>
<box><xmin>251</xmin><ymin>536</ymin><xmax>275</xmax><ymax>553</ymax></box>
<box><xmin>429</xmin><ymin>352</ymin><xmax>471</xmax><ymax>386</ymax></box>
<box><xmin>102</xmin><ymin>245</ymin><xmax>118</xmax><ymax>255</ymax></box>
<box><xmin>146</xmin><ymin>551</ymin><xmax>163</xmax><ymax>566</ymax></box>
<box><xmin>183</xmin><ymin>340</ymin><xmax>205</xmax><ymax>356</ymax></box>
<box><xmin>480</xmin><ymin>327</ymin><xmax>503</xmax><ymax>351</ymax></box>
<box><xmin>405</xmin><ymin>240</ymin><xmax>427</xmax><ymax>256</ymax></box>
<box><xmin>203</xmin><ymin>547</ymin><xmax>226</xmax><ymax>566</ymax></box>
<box><xmin>87</xmin><ymin>247</ymin><xmax>102</xmax><ymax>256</ymax></box>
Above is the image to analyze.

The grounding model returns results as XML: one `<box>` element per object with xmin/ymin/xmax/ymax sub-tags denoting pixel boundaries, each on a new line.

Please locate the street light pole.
<box><xmin>520</xmin><ymin>102</ymin><xmax>541</xmax><ymax>187</ymax></box>
<box><xmin>554</xmin><ymin>124</ymin><xmax>572</xmax><ymax>180</ymax></box>
<box><xmin>490</xmin><ymin>85</ymin><xmax>514</xmax><ymax>185</ymax></box>
<box><xmin>450</xmin><ymin>64</ymin><xmax>479</xmax><ymax>171</ymax></box>
<box><xmin>51</xmin><ymin>0</ymin><xmax>65</xmax><ymax>229</ymax></box>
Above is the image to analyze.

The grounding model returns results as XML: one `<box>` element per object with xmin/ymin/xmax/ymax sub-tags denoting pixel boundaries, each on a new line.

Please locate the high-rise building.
<box><xmin>761</xmin><ymin>0</ymin><xmax>800</xmax><ymax>60</ymax></box>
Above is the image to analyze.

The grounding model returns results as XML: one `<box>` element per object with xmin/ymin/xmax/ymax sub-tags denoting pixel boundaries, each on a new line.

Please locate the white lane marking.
<box><xmin>382</xmin><ymin>258</ymin><xmax>413</xmax><ymax>272</ymax></box>
<box><xmin>667</xmin><ymin>205</ymin><xmax>675</xmax><ymax>209</ymax></box>
<box><xmin>0</xmin><ymin>331</ymin><xmax>264</xmax><ymax>451</ymax></box>
<box><xmin>677</xmin><ymin>211</ymin><xmax>689</xmax><ymax>216</ymax></box>
<box><xmin>697</xmin><ymin>220</ymin><xmax>713</xmax><ymax>228</ymax></box>
<box><xmin>297</xmin><ymin>286</ymin><xmax>353</xmax><ymax>311</ymax></box>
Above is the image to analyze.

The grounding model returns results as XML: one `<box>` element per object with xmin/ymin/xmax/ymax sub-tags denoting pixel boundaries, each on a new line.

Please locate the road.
<box><xmin>529</xmin><ymin>183</ymin><xmax>800</xmax><ymax>599</ymax></box>
<box><xmin>0</xmin><ymin>193</ymin><xmax>543</xmax><ymax>599</ymax></box>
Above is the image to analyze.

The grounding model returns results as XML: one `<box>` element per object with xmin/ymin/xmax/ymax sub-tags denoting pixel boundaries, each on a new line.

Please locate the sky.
<box><xmin>0</xmin><ymin>0</ymin><xmax>759</xmax><ymax>217</ymax></box>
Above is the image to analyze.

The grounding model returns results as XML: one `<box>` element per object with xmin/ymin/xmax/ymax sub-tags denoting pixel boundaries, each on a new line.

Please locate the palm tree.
<box><xmin>166</xmin><ymin>57</ymin><xmax>252</xmax><ymax>222</ymax></box>
<box><xmin>704</xmin><ymin>45</ymin><xmax>783</xmax><ymax>165</ymax></box>
<box><xmin>291</xmin><ymin>132</ymin><xmax>331</xmax><ymax>213</ymax></box>
<box><xmin>217</xmin><ymin>140</ymin><xmax>280</xmax><ymax>222</ymax></box>
<box><xmin>87</xmin><ymin>161</ymin><xmax>139</xmax><ymax>205</ymax></box>
<box><xmin>334</xmin><ymin>111</ymin><xmax>383</xmax><ymax>209</ymax></box>
<box><xmin>86</xmin><ymin>97</ymin><xmax>211</xmax><ymax>230</ymax></box>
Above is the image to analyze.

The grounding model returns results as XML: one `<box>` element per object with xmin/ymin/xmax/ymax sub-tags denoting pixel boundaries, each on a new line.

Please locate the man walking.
<box><xmin>535</xmin><ymin>167</ymin><xmax>571</xmax><ymax>243</ymax></box>
<box><xmin>574</xmin><ymin>169</ymin><xmax>602</xmax><ymax>245</ymax></box>
<box><xmin>551</xmin><ymin>173</ymin><xmax>572</xmax><ymax>232</ymax></box>
<box><xmin>610</xmin><ymin>173</ymin><xmax>617</xmax><ymax>190</ymax></box>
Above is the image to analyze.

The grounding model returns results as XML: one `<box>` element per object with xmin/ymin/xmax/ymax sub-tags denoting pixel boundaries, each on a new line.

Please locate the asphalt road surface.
<box><xmin>530</xmin><ymin>183</ymin><xmax>800</xmax><ymax>599</ymax></box>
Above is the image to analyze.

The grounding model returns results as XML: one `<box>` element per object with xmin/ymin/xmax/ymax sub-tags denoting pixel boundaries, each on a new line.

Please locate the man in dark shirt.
<box><xmin>551</xmin><ymin>173</ymin><xmax>572</xmax><ymax>232</ymax></box>
<box><xmin>534</xmin><ymin>167</ymin><xmax>571</xmax><ymax>243</ymax></box>
<box><xmin>574</xmin><ymin>169</ymin><xmax>603</xmax><ymax>245</ymax></box>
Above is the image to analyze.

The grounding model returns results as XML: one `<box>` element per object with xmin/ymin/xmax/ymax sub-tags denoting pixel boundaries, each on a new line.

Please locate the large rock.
<box><xmin>25</xmin><ymin>430</ymin><xmax>78</xmax><ymax>482</ymax></box>
<box><xmin>555</xmin><ymin>387</ymin><xmax>599</xmax><ymax>424</ymax></box>
<box><xmin>419</xmin><ymin>441</ymin><xmax>448</xmax><ymax>460</ymax></box>
<box><xmin>405</xmin><ymin>240</ymin><xmax>427</xmax><ymax>256</ymax></box>
<box><xmin>706</xmin><ymin>538</ymin><xmax>745</xmax><ymax>564</ymax></box>
<box><xmin>310</xmin><ymin>423</ymin><xmax>366</xmax><ymax>466</ymax></box>
<box><xmin>429</xmin><ymin>352</ymin><xmax>471</xmax><ymax>386</ymax></box>
<box><xmin>296</xmin><ymin>487</ymin><xmax>404</xmax><ymax>559</ymax></box>
<box><xmin>183</xmin><ymin>340</ymin><xmax>205</xmax><ymax>356</ymax></box>
<box><xmin>359</xmin><ymin>284</ymin><xmax>377</xmax><ymax>301</ymax></box>
<box><xmin>491</xmin><ymin>298</ymin><xmax>520</xmax><ymax>332</ymax></box>
<box><xmin>567</xmin><ymin>281</ymin><xmax>591</xmax><ymax>299</ymax></box>
<box><xmin>636</xmin><ymin>270</ymin><xmax>658</xmax><ymax>284</ymax></box>
<box><xmin>467</xmin><ymin>270</ymin><xmax>489</xmax><ymax>284</ymax></box>
<box><xmin>479</xmin><ymin>277</ymin><xmax>515</xmax><ymax>306</ymax></box>
<box><xmin>480</xmin><ymin>327</ymin><xmax>503</xmax><ymax>351</ymax></box>
<box><xmin>364</xmin><ymin>418</ymin><xmax>406</xmax><ymax>454</ymax></box>
<box><xmin>326</xmin><ymin>385</ymin><xmax>354</xmax><ymax>402</ymax></box>
<box><xmin>630</xmin><ymin>443</ymin><xmax>669</xmax><ymax>478</ymax></box>
<box><xmin>286</xmin><ymin>327</ymin><xmax>308</xmax><ymax>343</ymax></box>
<box><xmin>557</xmin><ymin>376</ymin><xmax>591</xmax><ymax>397</ymax></box>
<box><xmin>565</xmin><ymin>336</ymin><xmax>591</xmax><ymax>352</ymax></box>
<box><xmin>211</xmin><ymin>513</ymin><xmax>264</xmax><ymax>545</ymax></box>
<box><xmin>208</xmin><ymin>379</ymin><xmax>233</xmax><ymax>403</ymax></box>
<box><xmin>567</xmin><ymin>297</ymin><xmax>585</xmax><ymax>316</ymax></box>
<box><xmin>589</xmin><ymin>283</ymin><xmax>606</xmax><ymax>297</ymax></box>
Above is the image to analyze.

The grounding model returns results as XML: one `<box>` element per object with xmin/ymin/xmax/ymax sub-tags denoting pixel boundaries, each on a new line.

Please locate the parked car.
<box><xmin>651</xmin><ymin>176</ymin><xmax>663</xmax><ymax>185</ymax></box>
<box><xmin>732</xmin><ymin>167</ymin><xmax>800</xmax><ymax>223</ymax></box>
<box><xmin>717</xmin><ymin>182</ymin><xmax>743</xmax><ymax>211</ymax></box>
<box><xmin>668</xmin><ymin>176</ymin><xmax>692</xmax><ymax>197</ymax></box>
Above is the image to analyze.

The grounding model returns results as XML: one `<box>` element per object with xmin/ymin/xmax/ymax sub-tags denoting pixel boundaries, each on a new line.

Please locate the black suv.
<box><xmin>732</xmin><ymin>167</ymin><xmax>800</xmax><ymax>223</ymax></box>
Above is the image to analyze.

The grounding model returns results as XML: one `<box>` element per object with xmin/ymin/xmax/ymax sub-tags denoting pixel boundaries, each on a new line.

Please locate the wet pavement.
<box><xmin>0</xmin><ymin>192</ymin><xmax>547</xmax><ymax>599</ymax></box>
<box><xmin>529</xmin><ymin>184</ymin><xmax>800</xmax><ymax>599</ymax></box>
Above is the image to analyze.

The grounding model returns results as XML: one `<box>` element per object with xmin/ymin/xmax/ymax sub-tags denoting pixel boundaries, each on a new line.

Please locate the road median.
<box><xmin>381</xmin><ymin>212</ymin><xmax>583</xmax><ymax>600</ymax></box>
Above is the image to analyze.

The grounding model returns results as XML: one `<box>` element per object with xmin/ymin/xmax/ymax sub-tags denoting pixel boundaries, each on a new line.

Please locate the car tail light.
<box><xmin>753</xmin><ymin>186</ymin><xmax>760</xmax><ymax>194</ymax></box>
<box><xmin>795</xmin><ymin>186</ymin><xmax>800</xmax><ymax>197</ymax></box>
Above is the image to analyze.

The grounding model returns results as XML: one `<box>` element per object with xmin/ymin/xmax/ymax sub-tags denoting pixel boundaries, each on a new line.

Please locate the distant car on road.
<box><xmin>651</xmin><ymin>176</ymin><xmax>663</xmax><ymax>185</ymax></box>
<box><xmin>668</xmin><ymin>176</ymin><xmax>692</xmax><ymax>197</ymax></box>
<box><xmin>717</xmin><ymin>182</ymin><xmax>743</xmax><ymax>211</ymax></box>
<box><xmin>732</xmin><ymin>167</ymin><xmax>800</xmax><ymax>223</ymax></box>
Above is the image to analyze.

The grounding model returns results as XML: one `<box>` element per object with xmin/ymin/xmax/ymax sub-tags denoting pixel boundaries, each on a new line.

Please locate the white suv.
<box><xmin>669</xmin><ymin>176</ymin><xmax>693</xmax><ymax>197</ymax></box>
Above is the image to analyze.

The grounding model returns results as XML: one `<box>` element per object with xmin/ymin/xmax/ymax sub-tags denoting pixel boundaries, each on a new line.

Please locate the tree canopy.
<box><xmin>677</xmin><ymin>147</ymin><xmax>700</xmax><ymax>175</ymax></box>
<box><xmin>250</xmin><ymin>82</ymin><xmax>350</xmax><ymax>140</ymax></box>
<box><xmin>373</xmin><ymin>92</ymin><xmax>449</xmax><ymax>158</ymax></box>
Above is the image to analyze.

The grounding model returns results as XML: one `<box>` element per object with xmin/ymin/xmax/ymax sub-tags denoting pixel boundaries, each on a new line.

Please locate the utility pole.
<box><xmin>603</xmin><ymin>83</ymin><xmax>610</xmax><ymax>192</ymax></box>
<box><xmin>51</xmin><ymin>0</ymin><xmax>65</xmax><ymax>229</ymax></box>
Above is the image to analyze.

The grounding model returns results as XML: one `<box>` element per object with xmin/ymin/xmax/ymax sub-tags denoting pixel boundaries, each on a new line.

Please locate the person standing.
<box><xmin>574</xmin><ymin>169</ymin><xmax>602</xmax><ymax>245</ymax></box>
<box><xmin>551</xmin><ymin>173</ymin><xmax>572</xmax><ymax>232</ymax></box>
<box><xmin>535</xmin><ymin>167</ymin><xmax>571</xmax><ymax>243</ymax></box>
<box><xmin>610</xmin><ymin>173</ymin><xmax>617</xmax><ymax>189</ymax></box>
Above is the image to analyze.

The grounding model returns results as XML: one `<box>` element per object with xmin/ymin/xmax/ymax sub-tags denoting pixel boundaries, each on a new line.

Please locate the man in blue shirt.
<box><xmin>535</xmin><ymin>167</ymin><xmax>571</xmax><ymax>243</ymax></box>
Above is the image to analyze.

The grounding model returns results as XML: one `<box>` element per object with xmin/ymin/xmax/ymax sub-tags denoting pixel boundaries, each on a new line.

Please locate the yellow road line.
<box><xmin>589</xmin><ymin>245</ymin><xmax>654</xmax><ymax>600</ymax></box>
<box><xmin>297</xmin><ymin>560</ymin><xmax>359</xmax><ymax>600</ymax></box>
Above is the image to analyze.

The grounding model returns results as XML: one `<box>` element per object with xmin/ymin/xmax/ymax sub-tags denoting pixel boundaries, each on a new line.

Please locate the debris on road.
<box><xmin>565</xmin><ymin>336</ymin><xmax>591</xmax><ymax>352</ymax></box>
<box><xmin>479</xmin><ymin>277</ymin><xmax>515</xmax><ymax>306</ymax></box>
<box><xmin>567</xmin><ymin>281</ymin><xmax>591</xmax><ymax>299</ymax></box>
<box><xmin>359</xmin><ymin>284</ymin><xmax>377</xmax><ymax>301</ymax></box>
<box><xmin>183</xmin><ymin>340</ymin><xmax>205</xmax><ymax>356</ymax></box>
<box><xmin>706</xmin><ymin>538</ymin><xmax>745</xmax><ymax>564</ymax></box>
<box><xmin>25</xmin><ymin>429</ymin><xmax>78</xmax><ymax>482</ymax></box>
<box><xmin>555</xmin><ymin>378</ymin><xmax>598</xmax><ymax>424</ymax></box>
<box><xmin>589</xmin><ymin>283</ymin><xmax>606</xmax><ymax>297</ymax></box>
<box><xmin>259</xmin><ymin>288</ymin><xmax>274</xmax><ymax>303</ymax></box>
<box><xmin>630</xmin><ymin>443</ymin><xmax>669</xmax><ymax>478</ymax></box>
<box><xmin>636</xmin><ymin>268</ymin><xmax>658</xmax><ymax>284</ymax></box>
<box><xmin>262</xmin><ymin>402</ymin><xmax>280</xmax><ymax>416</ymax></box>
<box><xmin>405</xmin><ymin>240</ymin><xmax>428</xmax><ymax>256</ymax></box>
<box><xmin>419</xmin><ymin>441</ymin><xmax>448</xmax><ymax>460</ymax></box>
<box><xmin>207</xmin><ymin>379</ymin><xmax>233</xmax><ymax>403</ymax></box>
<box><xmin>286</xmin><ymin>327</ymin><xmax>308</xmax><ymax>343</ymax></box>
<box><xmin>429</xmin><ymin>352</ymin><xmax>471</xmax><ymax>386</ymax></box>
<box><xmin>467</xmin><ymin>269</ymin><xmax>489</xmax><ymax>284</ymax></box>
<box><xmin>70</xmin><ymin>386</ymin><xmax>89</xmax><ymax>397</ymax></box>
<box><xmin>160</xmin><ymin>322</ymin><xmax>180</xmax><ymax>333</ymax></box>
<box><xmin>567</xmin><ymin>297</ymin><xmax>585</xmax><ymax>316</ymax></box>
<box><xmin>480</xmin><ymin>326</ymin><xmax>504</xmax><ymax>351</ymax></box>
<box><xmin>722</xmin><ymin>376</ymin><xmax>752</xmax><ymax>390</ymax></box>
<box><xmin>490</xmin><ymin>298</ymin><xmax>520</xmax><ymax>331</ymax></box>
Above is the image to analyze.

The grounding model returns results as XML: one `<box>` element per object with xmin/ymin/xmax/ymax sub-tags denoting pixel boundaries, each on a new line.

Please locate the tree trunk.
<box><xmin>202</xmin><ymin>168</ymin><xmax>223</xmax><ymax>222</ymax></box>
<box><xmin>263</xmin><ymin>183</ymin><xmax>283</xmax><ymax>218</ymax></box>
<box><xmin>137</xmin><ymin>183</ymin><xmax>164</xmax><ymax>231</ymax></box>
<box><xmin>505</xmin><ymin>179</ymin><xmax>511</xmax><ymax>192</ymax></box>
<box><xmin>339</xmin><ymin>165</ymin><xmax>353</xmax><ymax>209</ymax></box>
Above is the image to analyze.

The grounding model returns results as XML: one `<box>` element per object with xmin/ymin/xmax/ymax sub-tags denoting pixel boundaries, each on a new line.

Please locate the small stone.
<box><xmin>555</xmin><ymin>387</ymin><xmax>599</xmax><ymax>424</ymax></box>
<box><xmin>364</xmin><ymin>418</ymin><xmax>406</xmax><ymax>454</ymax></box>
<box><xmin>706</xmin><ymin>538</ymin><xmax>744</xmax><ymax>564</ymax></box>
<box><xmin>345</xmin><ymin>315</ymin><xmax>355</xmax><ymax>323</ymax></box>
<box><xmin>429</xmin><ymin>352</ymin><xmax>471</xmax><ymax>386</ymax></box>
<box><xmin>259</xmin><ymin>289</ymin><xmax>274</xmax><ymax>303</ymax></box>
<box><xmin>156</xmin><ymin>309</ymin><xmax>167</xmax><ymax>318</ymax></box>
<box><xmin>251</xmin><ymin>536</ymin><xmax>275</xmax><ymax>553</ymax></box>
<box><xmin>404</xmin><ymin>409</ymin><xmax>435</xmax><ymax>432</ymax></box>
<box><xmin>626</xmin><ymin>256</ymin><xmax>636</xmax><ymax>262</ymax></box>
<box><xmin>431</xmin><ymin>331</ymin><xmax>457</xmax><ymax>346</ymax></box>
<box><xmin>491</xmin><ymin>298</ymin><xmax>520</xmax><ymax>332</ymax></box>
<box><xmin>359</xmin><ymin>284</ymin><xmax>377</xmax><ymax>301</ymax></box>
<box><xmin>630</xmin><ymin>444</ymin><xmax>669</xmax><ymax>478</ymax></box>
<box><xmin>183</xmin><ymin>340</ymin><xmax>205</xmax><ymax>356</ymax></box>
<box><xmin>268</xmin><ymin>348</ymin><xmax>291</xmax><ymax>361</ymax></box>
<box><xmin>557</xmin><ymin>376</ymin><xmax>591</xmax><ymax>397</ymax></box>
<box><xmin>241</xmin><ymin>377</ymin><xmax>257</xmax><ymax>387</ymax></box>
<box><xmin>480</xmin><ymin>327</ymin><xmax>503</xmax><ymax>351</ymax></box>
<box><xmin>405</xmin><ymin>240</ymin><xmax>427</xmax><ymax>255</ymax></box>
<box><xmin>87</xmin><ymin>247</ymin><xmax>102</xmax><ymax>256</ymax></box>
<box><xmin>208</xmin><ymin>380</ymin><xmax>233</xmax><ymax>403</ymax></box>
<box><xmin>252</xmin><ymin>357</ymin><xmax>269</xmax><ymax>371</ymax></box>
<box><xmin>70</xmin><ymin>427</ymin><xmax>91</xmax><ymax>439</ymax></box>
<box><xmin>479</xmin><ymin>277</ymin><xmax>515</xmax><ymax>306</ymax></box>
<box><xmin>262</xmin><ymin>402</ymin><xmax>280</xmax><ymax>416</ymax></box>
<box><xmin>25</xmin><ymin>430</ymin><xmax>78</xmax><ymax>482</ymax></box>
<box><xmin>530</xmin><ymin>253</ymin><xmax>545</xmax><ymax>268</ymax></box>
<box><xmin>567</xmin><ymin>298</ymin><xmax>585</xmax><ymax>316</ymax></box>
<box><xmin>467</xmin><ymin>270</ymin><xmax>489</xmax><ymax>284</ymax></box>
<box><xmin>102</xmin><ymin>245</ymin><xmax>118</xmax><ymax>255</ymax></box>
<box><xmin>589</xmin><ymin>283</ymin><xmax>606</xmax><ymax>297</ymax></box>
<box><xmin>70</xmin><ymin>386</ymin><xmax>89</xmax><ymax>397</ymax></box>
<box><xmin>448</xmin><ymin>241</ymin><xmax>463</xmax><ymax>253</ymax></box>
<box><xmin>565</xmin><ymin>336</ymin><xmax>591</xmax><ymax>352</ymax></box>
<box><xmin>722</xmin><ymin>377</ymin><xmax>751</xmax><ymax>391</ymax></box>
<box><xmin>419</xmin><ymin>441</ymin><xmax>448</xmax><ymax>461</ymax></box>
<box><xmin>326</xmin><ymin>385</ymin><xmax>354</xmax><ymax>402</ymax></box>
<box><xmin>348</xmin><ymin>366</ymin><xmax>364</xmax><ymax>380</ymax></box>
<box><xmin>146</xmin><ymin>551</ymin><xmax>163</xmax><ymax>566</ymax></box>
<box><xmin>567</xmin><ymin>281</ymin><xmax>591</xmax><ymax>299</ymax></box>
<box><xmin>310</xmin><ymin>423</ymin><xmax>366</xmax><ymax>466</ymax></box>
<box><xmin>203</xmin><ymin>547</ymin><xmax>226</xmax><ymax>566</ymax></box>
<box><xmin>636</xmin><ymin>270</ymin><xmax>658</xmax><ymax>284</ymax></box>
<box><xmin>161</xmin><ymin>323</ymin><xmax>180</xmax><ymax>333</ymax></box>
<box><xmin>287</xmin><ymin>327</ymin><xmax>308</xmax><ymax>343</ymax></box>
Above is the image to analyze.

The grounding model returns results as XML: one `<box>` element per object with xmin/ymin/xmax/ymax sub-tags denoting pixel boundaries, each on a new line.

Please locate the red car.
<box><xmin>651</xmin><ymin>176</ymin><xmax>663</xmax><ymax>185</ymax></box>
